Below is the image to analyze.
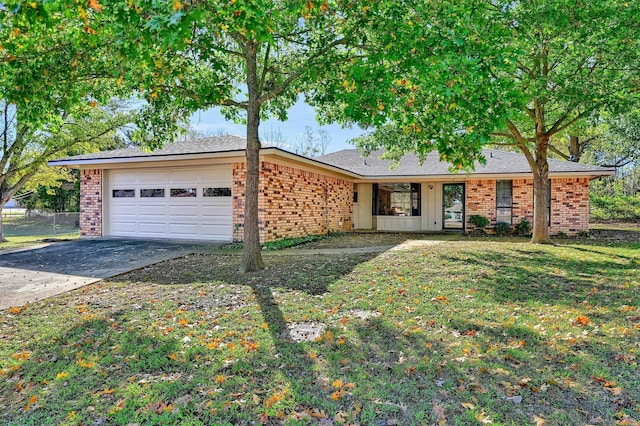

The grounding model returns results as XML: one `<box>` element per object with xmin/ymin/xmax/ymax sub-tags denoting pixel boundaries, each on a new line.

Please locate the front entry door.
<box><xmin>443</xmin><ymin>184</ymin><xmax>465</xmax><ymax>230</ymax></box>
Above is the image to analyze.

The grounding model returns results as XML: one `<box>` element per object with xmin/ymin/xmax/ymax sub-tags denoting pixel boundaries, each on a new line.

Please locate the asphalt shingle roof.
<box><xmin>52</xmin><ymin>135</ymin><xmax>248</xmax><ymax>161</ymax></box>
<box><xmin>51</xmin><ymin>134</ymin><xmax>613</xmax><ymax>177</ymax></box>
<box><xmin>317</xmin><ymin>149</ymin><xmax>614</xmax><ymax>176</ymax></box>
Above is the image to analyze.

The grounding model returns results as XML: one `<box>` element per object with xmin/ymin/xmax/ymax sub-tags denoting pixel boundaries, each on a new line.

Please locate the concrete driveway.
<box><xmin>0</xmin><ymin>239</ymin><xmax>215</xmax><ymax>310</ymax></box>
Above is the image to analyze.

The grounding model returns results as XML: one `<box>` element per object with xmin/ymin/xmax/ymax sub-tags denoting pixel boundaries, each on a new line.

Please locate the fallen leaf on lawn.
<box><xmin>264</xmin><ymin>389</ymin><xmax>288</xmax><ymax>408</ymax></box>
<box><xmin>332</xmin><ymin>379</ymin><xmax>344</xmax><ymax>388</ymax></box>
<box><xmin>475</xmin><ymin>410</ymin><xmax>493</xmax><ymax>424</ymax></box>
<box><xmin>12</xmin><ymin>350</ymin><xmax>30</xmax><ymax>361</ymax></box>
<box><xmin>23</xmin><ymin>395</ymin><xmax>37</xmax><ymax>411</ymax></box>
<box><xmin>335</xmin><ymin>410</ymin><xmax>348</xmax><ymax>423</ymax></box>
<box><xmin>606</xmin><ymin>386</ymin><xmax>623</xmax><ymax>396</ymax></box>
<box><xmin>532</xmin><ymin>414</ymin><xmax>546</xmax><ymax>425</ymax></box>
<box><xmin>8</xmin><ymin>304</ymin><xmax>29</xmax><ymax>315</ymax></box>
<box><xmin>432</xmin><ymin>399</ymin><xmax>446</xmax><ymax>425</ymax></box>
<box><xmin>329</xmin><ymin>389</ymin><xmax>344</xmax><ymax>400</ymax></box>
<box><xmin>461</xmin><ymin>402</ymin><xmax>475</xmax><ymax>409</ymax></box>
<box><xmin>574</xmin><ymin>315</ymin><xmax>590</xmax><ymax>326</ymax></box>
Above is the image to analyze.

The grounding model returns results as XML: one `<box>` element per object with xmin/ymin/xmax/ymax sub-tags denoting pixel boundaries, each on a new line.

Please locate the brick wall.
<box><xmin>80</xmin><ymin>169</ymin><xmax>102</xmax><ymax>237</ymax></box>
<box><xmin>512</xmin><ymin>179</ymin><xmax>534</xmax><ymax>226</ymax></box>
<box><xmin>465</xmin><ymin>180</ymin><xmax>496</xmax><ymax>230</ymax></box>
<box><xmin>465</xmin><ymin>178</ymin><xmax>588</xmax><ymax>235</ymax></box>
<box><xmin>232</xmin><ymin>161</ymin><xmax>353</xmax><ymax>242</ymax></box>
<box><xmin>550</xmin><ymin>177</ymin><xmax>589</xmax><ymax>234</ymax></box>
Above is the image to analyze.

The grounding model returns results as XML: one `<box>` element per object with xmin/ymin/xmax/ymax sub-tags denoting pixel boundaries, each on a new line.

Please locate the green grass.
<box><xmin>1</xmin><ymin>237</ymin><xmax>639</xmax><ymax>425</ymax></box>
<box><xmin>0</xmin><ymin>216</ymin><xmax>79</xmax><ymax>250</ymax></box>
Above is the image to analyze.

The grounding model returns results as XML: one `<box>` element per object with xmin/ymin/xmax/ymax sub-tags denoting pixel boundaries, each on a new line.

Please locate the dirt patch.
<box><xmin>587</xmin><ymin>229</ymin><xmax>640</xmax><ymax>242</ymax></box>
<box><xmin>293</xmin><ymin>232</ymin><xmax>454</xmax><ymax>249</ymax></box>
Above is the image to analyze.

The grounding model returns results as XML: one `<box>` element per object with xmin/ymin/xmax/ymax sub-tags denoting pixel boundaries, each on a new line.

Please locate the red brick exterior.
<box><xmin>512</xmin><ymin>179</ymin><xmax>534</xmax><ymax>225</ymax></box>
<box><xmin>465</xmin><ymin>177</ymin><xmax>589</xmax><ymax>235</ymax></box>
<box><xmin>465</xmin><ymin>180</ymin><xmax>497</xmax><ymax>231</ymax></box>
<box><xmin>233</xmin><ymin>161</ymin><xmax>353</xmax><ymax>242</ymax></box>
<box><xmin>549</xmin><ymin>177</ymin><xmax>589</xmax><ymax>234</ymax></box>
<box><xmin>80</xmin><ymin>169</ymin><xmax>102</xmax><ymax>237</ymax></box>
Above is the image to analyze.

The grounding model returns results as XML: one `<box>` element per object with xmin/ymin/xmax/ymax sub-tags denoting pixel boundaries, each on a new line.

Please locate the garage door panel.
<box><xmin>110</xmin><ymin>172</ymin><xmax>139</xmax><ymax>186</ymax></box>
<box><xmin>137</xmin><ymin>171</ymin><xmax>169</xmax><ymax>184</ymax></box>
<box><xmin>110</xmin><ymin>221</ymin><xmax>137</xmax><ymax>233</ymax></box>
<box><xmin>138</xmin><ymin>222</ymin><xmax>167</xmax><ymax>234</ymax></box>
<box><xmin>108</xmin><ymin>165</ymin><xmax>233</xmax><ymax>241</ymax></box>
<box><xmin>202</xmin><ymin>209</ymin><xmax>232</xmax><ymax>218</ymax></box>
<box><xmin>201</xmin><ymin>224</ymin><xmax>232</xmax><ymax>237</ymax></box>
<box><xmin>168</xmin><ymin>205</ymin><xmax>199</xmax><ymax>217</ymax></box>
<box><xmin>168</xmin><ymin>223</ymin><xmax>199</xmax><ymax>235</ymax></box>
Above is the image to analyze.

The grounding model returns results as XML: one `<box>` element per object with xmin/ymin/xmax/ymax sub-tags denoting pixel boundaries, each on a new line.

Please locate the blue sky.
<box><xmin>189</xmin><ymin>97</ymin><xmax>366</xmax><ymax>154</ymax></box>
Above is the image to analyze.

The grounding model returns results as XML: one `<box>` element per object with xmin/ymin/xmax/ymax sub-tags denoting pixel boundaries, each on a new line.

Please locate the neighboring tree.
<box><xmin>293</xmin><ymin>126</ymin><xmax>331</xmax><ymax>158</ymax></box>
<box><xmin>260</xmin><ymin>127</ymin><xmax>290</xmax><ymax>150</ymax></box>
<box><xmin>0</xmin><ymin>101</ymin><xmax>133</xmax><ymax>240</ymax></box>
<box><xmin>323</xmin><ymin>0</ymin><xmax>640</xmax><ymax>243</ymax></box>
<box><xmin>1</xmin><ymin>3</ymin><xmax>140</xmax><ymax>241</ymax></box>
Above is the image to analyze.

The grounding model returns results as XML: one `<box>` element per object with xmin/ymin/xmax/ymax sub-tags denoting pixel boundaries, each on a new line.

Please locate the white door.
<box><xmin>107</xmin><ymin>165</ymin><xmax>233</xmax><ymax>241</ymax></box>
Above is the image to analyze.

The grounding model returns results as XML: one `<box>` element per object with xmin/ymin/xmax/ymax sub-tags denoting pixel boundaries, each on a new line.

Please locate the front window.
<box><xmin>372</xmin><ymin>183</ymin><xmax>421</xmax><ymax>216</ymax></box>
<box><xmin>496</xmin><ymin>180</ymin><xmax>513</xmax><ymax>224</ymax></box>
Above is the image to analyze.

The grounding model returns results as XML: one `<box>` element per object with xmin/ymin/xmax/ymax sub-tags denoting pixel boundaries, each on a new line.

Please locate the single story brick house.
<box><xmin>49</xmin><ymin>134</ymin><xmax>614</xmax><ymax>242</ymax></box>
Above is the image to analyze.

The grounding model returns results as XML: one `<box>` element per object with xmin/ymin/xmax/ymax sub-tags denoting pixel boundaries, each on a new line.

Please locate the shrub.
<box><xmin>468</xmin><ymin>215</ymin><xmax>490</xmax><ymax>229</ymax></box>
<box><xmin>590</xmin><ymin>194</ymin><xmax>640</xmax><ymax>221</ymax></box>
<box><xmin>495</xmin><ymin>222</ymin><xmax>512</xmax><ymax>235</ymax></box>
<box><xmin>515</xmin><ymin>218</ymin><xmax>532</xmax><ymax>235</ymax></box>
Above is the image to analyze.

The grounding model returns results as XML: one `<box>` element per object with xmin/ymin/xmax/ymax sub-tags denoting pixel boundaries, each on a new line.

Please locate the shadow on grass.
<box><xmin>3</xmin><ymin>240</ymin><xmax>639</xmax><ymax>425</ymax></box>
<box><xmin>439</xmin><ymin>241</ymin><xmax>638</xmax><ymax>308</ymax></box>
<box><xmin>1</xmin><ymin>253</ymin><xmax>383</xmax><ymax>425</ymax></box>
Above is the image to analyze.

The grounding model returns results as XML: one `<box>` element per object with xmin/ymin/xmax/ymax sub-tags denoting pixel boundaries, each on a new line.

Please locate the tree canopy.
<box><xmin>1</xmin><ymin>4</ymin><xmax>138</xmax><ymax>239</ymax></box>
<box><xmin>320</xmin><ymin>0</ymin><xmax>640</xmax><ymax>242</ymax></box>
<box><xmin>69</xmin><ymin>0</ymin><xmax>376</xmax><ymax>271</ymax></box>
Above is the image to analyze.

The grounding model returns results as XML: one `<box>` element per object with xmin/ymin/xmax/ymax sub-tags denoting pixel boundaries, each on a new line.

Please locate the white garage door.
<box><xmin>107</xmin><ymin>165</ymin><xmax>233</xmax><ymax>241</ymax></box>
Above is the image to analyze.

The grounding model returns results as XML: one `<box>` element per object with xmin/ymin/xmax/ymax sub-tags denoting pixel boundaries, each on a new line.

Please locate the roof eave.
<box><xmin>47</xmin><ymin>149</ymin><xmax>247</xmax><ymax>168</ymax></box>
<box><xmin>261</xmin><ymin>147</ymin><xmax>361</xmax><ymax>178</ymax></box>
<box><xmin>353</xmin><ymin>170</ymin><xmax>615</xmax><ymax>182</ymax></box>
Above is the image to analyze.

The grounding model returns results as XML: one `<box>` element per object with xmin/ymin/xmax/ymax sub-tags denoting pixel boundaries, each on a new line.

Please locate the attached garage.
<box><xmin>106</xmin><ymin>164</ymin><xmax>233</xmax><ymax>241</ymax></box>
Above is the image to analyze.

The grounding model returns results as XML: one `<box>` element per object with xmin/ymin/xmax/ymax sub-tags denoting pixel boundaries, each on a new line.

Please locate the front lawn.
<box><xmin>1</xmin><ymin>236</ymin><xmax>638</xmax><ymax>425</ymax></box>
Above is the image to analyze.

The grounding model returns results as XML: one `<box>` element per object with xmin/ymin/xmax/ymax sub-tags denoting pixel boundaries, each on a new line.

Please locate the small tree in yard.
<box><xmin>321</xmin><ymin>0</ymin><xmax>640</xmax><ymax>243</ymax></box>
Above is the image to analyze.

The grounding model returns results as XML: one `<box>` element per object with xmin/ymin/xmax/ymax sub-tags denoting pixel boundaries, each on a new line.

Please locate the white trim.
<box><xmin>353</xmin><ymin>170</ymin><xmax>614</xmax><ymax>183</ymax></box>
<box><xmin>49</xmin><ymin>150</ymin><xmax>246</xmax><ymax>167</ymax></box>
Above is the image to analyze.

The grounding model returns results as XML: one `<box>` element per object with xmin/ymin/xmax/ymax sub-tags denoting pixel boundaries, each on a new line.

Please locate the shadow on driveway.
<box><xmin>0</xmin><ymin>238</ymin><xmax>219</xmax><ymax>309</ymax></box>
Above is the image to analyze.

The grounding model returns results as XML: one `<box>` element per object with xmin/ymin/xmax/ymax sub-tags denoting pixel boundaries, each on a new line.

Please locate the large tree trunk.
<box><xmin>568</xmin><ymin>135</ymin><xmax>581</xmax><ymax>162</ymax></box>
<box><xmin>531</xmin><ymin>137</ymin><xmax>552</xmax><ymax>244</ymax></box>
<box><xmin>0</xmin><ymin>209</ymin><xmax>5</xmax><ymax>242</ymax></box>
<box><xmin>0</xmin><ymin>200</ymin><xmax>8</xmax><ymax>242</ymax></box>
<box><xmin>239</xmin><ymin>42</ymin><xmax>265</xmax><ymax>273</ymax></box>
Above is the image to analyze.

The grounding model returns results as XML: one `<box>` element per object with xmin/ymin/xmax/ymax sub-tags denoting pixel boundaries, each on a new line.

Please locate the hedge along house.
<box><xmin>49</xmin><ymin>134</ymin><xmax>614</xmax><ymax>242</ymax></box>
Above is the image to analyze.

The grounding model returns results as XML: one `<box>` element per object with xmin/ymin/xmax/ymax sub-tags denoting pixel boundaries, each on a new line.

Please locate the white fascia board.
<box><xmin>353</xmin><ymin>170</ymin><xmax>615</xmax><ymax>183</ymax></box>
<box><xmin>261</xmin><ymin>148</ymin><xmax>361</xmax><ymax>179</ymax></box>
<box><xmin>48</xmin><ymin>150</ymin><xmax>246</xmax><ymax>168</ymax></box>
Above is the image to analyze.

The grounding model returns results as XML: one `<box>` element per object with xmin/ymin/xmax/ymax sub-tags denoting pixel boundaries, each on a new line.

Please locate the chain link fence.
<box><xmin>2</xmin><ymin>210</ymin><xmax>80</xmax><ymax>239</ymax></box>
